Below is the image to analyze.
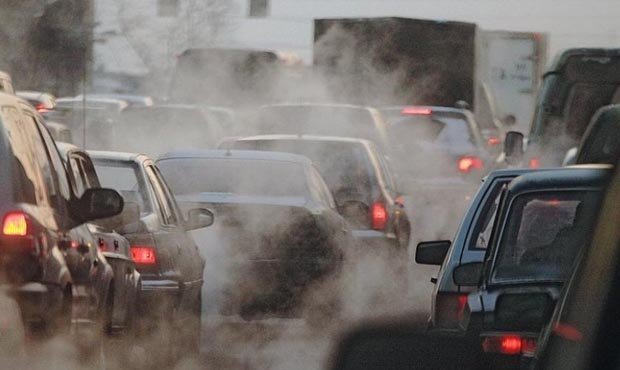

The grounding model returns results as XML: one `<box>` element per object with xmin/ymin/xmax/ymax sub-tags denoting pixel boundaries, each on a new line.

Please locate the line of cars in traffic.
<box><xmin>328</xmin><ymin>49</ymin><xmax>620</xmax><ymax>369</ymax></box>
<box><xmin>0</xmin><ymin>89</ymin><xmax>218</xmax><ymax>367</ymax></box>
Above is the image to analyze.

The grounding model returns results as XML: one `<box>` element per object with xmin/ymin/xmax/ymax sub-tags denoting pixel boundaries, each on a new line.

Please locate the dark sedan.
<box><xmin>227</xmin><ymin>135</ymin><xmax>411</xmax><ymax>251</ymax></box>
<box><xmin>157</xmin><ymin>149</ymin><xmax>349</xmax><ymax>321</ymax></box>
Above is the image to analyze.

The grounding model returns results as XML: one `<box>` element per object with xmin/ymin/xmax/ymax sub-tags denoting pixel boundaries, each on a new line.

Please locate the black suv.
<box><xmin>415</xmin><ymin>168</ymin><xmax>539</xmax><ymax>331</ymax></box>
<box><xmin>0</xmin><ymin>92</ymin><xmax>123</xmax><ymax>333</ymax></box>
<box><xmin>464</xmin><ymin>167</ymin><xmax>609</xmax><ymax>369</ymax></box>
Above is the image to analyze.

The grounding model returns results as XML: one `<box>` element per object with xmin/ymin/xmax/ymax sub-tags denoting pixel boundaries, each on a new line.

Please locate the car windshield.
<box><xmin>93</xmin><ymin>160</ymin><xmax>152</xmax><ymax>214</ymax></box>
<box><xmin>247</xmin><ymin>106</ymin><xmax>381</xmax><ymax>142</ymax></box>
<box><xmin>232</xmin><ymin>139</ymin><xmax>377</xmax><ymax>203</ymax></box>
<box><xmin>157</xmin><ymin>157</ymin><xmax>309</xmax><ymax>198</ymax></box>
<box><xmin>492</xmin><ymin>191</ymin><xmax>597</xmax><ymax>283</ymax></box>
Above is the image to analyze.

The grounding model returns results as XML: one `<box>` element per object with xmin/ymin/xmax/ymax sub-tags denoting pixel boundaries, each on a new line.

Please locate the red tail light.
<box><xmin>482</xmin><ymin>335</ymin><xmax>537</xmax><ymax>356</ymax></box>
<box><xmin>434</xmin><ymin>293</ymin><xmax>469</xmax><ymax>328</ymax></box>
<box><xmin>370</xmin><ymin>201</ymin><xmax>388</xmax><ymax>230</ymax></box>
<box><xmin>401</xmin><ymin>106</ymin><xmax>432</xmax><ymax>115</ymax></box>
<box><xmin>131</xmin><ymin>246</ymin><xmax>157</xmax><ymax>265</ymax></box>
<box><xmin>529</xmin><ymin>157</ymin><xmax>540</xmax><ymax>169</ymax></box>
<box><xmin>487</xmin><ymin>136</ymin><xmax>501</xmax><ymax>147</ymax></box>
<box><xmin>2</xmin><ymin>212</ymin><xmax>29</xmax><ymax>236</ymax></box>
<box><xmin>35</xmin><ymin>103</ymin><xmax>50</xmax><ymax>114</ymax></box>
<box><xmin>457</xmin><ymin>156</ymin><xmax>484</xmax><ymax>173</ymax></box>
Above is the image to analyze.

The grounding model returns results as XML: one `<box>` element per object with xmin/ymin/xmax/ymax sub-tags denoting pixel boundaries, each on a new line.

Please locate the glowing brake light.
<box><xmin>487</xmin><ymin>136</ymin><xmax>501</xmax><ymax>147</ymax></box>
<box><xmin>370</xmin><ymin>202</ymin><xmax>388</xmax><ymax>230</ymax></box>
<box><xmin>35</xmin><ymin>103</ymin><xmax>50</xmax><ymax>114</ymax></box>
<box><xmin>131</xmin><ymin>246</ymin><xmax>157</xmax><ymax>265</ymax></box>
<box><xmin>2</xmin><ymin>212</ymin><xmax>28</xmax><ymax>236</ymax></box>
<box><xmin>457</xmin><ymin>156</ymin><xmax>484</xmax><ymax>173</ymax></box>
<box><xmin>401</xmin><ymin>107</ymin><xmax>432</xmax><ymax>115</ymax></box>
<box><xmin>529</xmin><ymin>157</ymin><xmax>540</xmax><ymax>169</ymax></box>
<box><xmin>482</xmin><ymin>335</ymin><xmax>537</xmax><ymax>356</ymax></box>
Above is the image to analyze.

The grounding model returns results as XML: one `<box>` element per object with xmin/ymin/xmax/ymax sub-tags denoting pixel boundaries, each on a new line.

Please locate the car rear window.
<box><xmin>386</xmin><ymin>111</ymin><xmax>478</xmax><ymax>150</ymax></box>
<box><xmin>232</xmin><ymin>140</ymin><xmax>378</xmax><ymax>203</ymax></box>
<box><xmin>157</xmin><ymin>158</ymin><xmax>308</xmax><ymax>198</ymax></box>
<box><xmin>248</xmin><ymin>106</ymin><xmax>379</xmax><ymax>142</ymax></box>
<box><xmin>492</xmin><ymin>191</ymin><xmax>598</xmax><ymax>284</ymax></box>
<box><xmin>93</xmin><ymin>160</ymin><xmax>152</xmax><ymax>214</ymax></box>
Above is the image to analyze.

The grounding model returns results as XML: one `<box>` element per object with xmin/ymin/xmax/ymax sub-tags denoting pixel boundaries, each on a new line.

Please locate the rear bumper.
<box><xmin>138</xmin><ymin>279</ymin><xmax>180</xmax><ymax>318</ymax></box>
<box><xmin>351</xmin><ymin>230</ymin><xmax>399</xmax><ymax>249</ymax></box>
<box><xmin>3</xmin><ymin>282</ymin><xmax>60</xmax><ymax>324</ymax></box>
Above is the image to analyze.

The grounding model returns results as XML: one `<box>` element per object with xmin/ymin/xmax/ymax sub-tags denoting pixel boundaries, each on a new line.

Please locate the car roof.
<box><xmin>236</xmin><ymin>134</ymin><xmax>371</xmax><ymax>145</ymax></box>
<box><xmin>158</xmin><ymin>149</ymin><xmax>313</xmax><ymax>165</ymax></box>
<box><xmin>123</xmin><ymin>104</ymin><xmax>200</xmax><ymax>111</ymax></box>
<box><xmin>56</xmin><ymin>97</ymin><xmax>128</xmax><ymax>109</ymax></box>
<box><xmin>381</xmin><ymin>105</ymin><xmax>469</xmax><ymax>115</ymax></box>
<box><xmin>88</xmin><ymin>150</ymin><xmax>148</xmax><ymax>163</ymax></box>
<box><xmin>258</xmin><ymin>102</ymin><xmax>373</xmax><ymax>111</ymax></box>
<box><xmin>484</xmin><ymin>168</ymin><xmax>544</xmax><ymax>180</ymax></box>
<box><xmin>547</xmin><ymin>48</ymin><xmax>620</xmax><ymax>74</ymax></box>
<box><xmin>508</xmin><ymin>166</ymin><xmax>612</xmax><ymax>194</ymax></box>
<box><xmin>56</xmin><ymin>142</ymin><xmax>80</xmax><ymax>156</ymax></box>
<box><xmin>16</xmin><ymin>91</ymin><xmax>54</xmax><ymax>100</ymax></box>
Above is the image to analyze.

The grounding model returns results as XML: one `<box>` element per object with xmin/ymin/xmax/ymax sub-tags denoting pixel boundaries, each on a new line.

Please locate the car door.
<box><xmin>1</xmin><ymin>105</ymin><xmax>62</xmax><ymax>285</ymax></box>
<box><xmin>151</xmin><ymin>165</ymin><xmax>203</xmax><ymax>308</ymax></box>
<box><xmin>23</xmin><ymin>110</ymin><xmax>76</xmax><ymax>287</ymax></box>
<box><xmin>144</xmin><ymin>164</ymin><xmax>202</xmax><ymax>312</ymax></box>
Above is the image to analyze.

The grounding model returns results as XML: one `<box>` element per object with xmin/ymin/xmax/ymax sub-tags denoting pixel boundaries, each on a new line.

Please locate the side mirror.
<box><xmin>331</xmin><ymin>319</ymin><xmax>480</xmax><ymax>370</ymax></box>
<box><xmin>453</xmin><ymin>262</ymin><xmax>483</xmax><ymax>286</ymax></box>
<box><xmin>72</xmin><ymin>188</ymin><xmax>124</xmax><ymax>224</ymax></box>
<box><xmin>185</xmin><ymin>208</ymin><xmax>214</xmax><ymax>231</ymax></box>
<box><xmin>504</xmin><ymin>131</ymin><xmax>524</xmax><ymax>164</ymax></box>
<box><xmin>415</xmin><ymin>240</ymin><xmax>451</xmax><ymax>265</ymax></box>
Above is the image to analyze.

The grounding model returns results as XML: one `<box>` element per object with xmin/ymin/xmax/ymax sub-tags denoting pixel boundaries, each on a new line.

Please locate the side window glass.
<box><xmin>80</xmin><ymin>156</ymin><xmax>101</xmax><ymax>188</ymax></box>
<box><xmin>30</xmin><ymin>115</ymin><xmax>71</xmax><ymax>201</ymax></box>
<box><xmin>146</xmin><ymin>166</ymin><xmax>176</xmax><ymax>226</ymax></box>
<box><xmin>314</xmin><ymin>168</ymin><xmax>336</xmax><ymax>209</ymax></box>
<box><xmin>68</xmin><ymin>156</ymin><xmax>87</xmax><ymax>196</ymax></box>
<box><xmin>470</xmin><ymin>181</ymin><xmax>508</xmax><ymax>250</ymax></box>
<box><xmin>152</xmin><ymin>166</ymin><xmax>183</xmax><ymax>223</ymax></box>
<box><xmin>22</xmin><ymin>116</ymin><xmax>59</xmax><ymax>200</ymax></box>
<box><xmin>1</xmin><ymin>106</ymin><xmax>46</xmax><ymax>205</ymax></box>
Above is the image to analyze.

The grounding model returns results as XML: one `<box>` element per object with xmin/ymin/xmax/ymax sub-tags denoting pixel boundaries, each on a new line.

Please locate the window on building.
<box><xmin>249</xmin><ymin>0</ymin><xmax>269</xmax><ymax>17</ymax></box>
<box><xmin>158</xmin><ymin>0</ymin><xmax>179</xmax><ymax>17</ymax></box>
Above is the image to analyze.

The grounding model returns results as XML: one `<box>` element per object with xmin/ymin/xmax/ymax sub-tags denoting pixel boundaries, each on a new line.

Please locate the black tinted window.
<box><xmin>158</xmin><ymin>158</ymin><xmax>308</xmax><ymax>198</ymax></box>
<box><xmin>492</xmin><ymin>191</ymin><xmax>598</xmax><ymax>283</ymax></box>
<box><xmin>94</xmin><ymin>161</ymin><xmax>152</xmax><ymax>214</ymax></box>
<box><xmin>233</xmin><ymin>140</ymin><xmax>378</xmax><ymax>202</ymax></box>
